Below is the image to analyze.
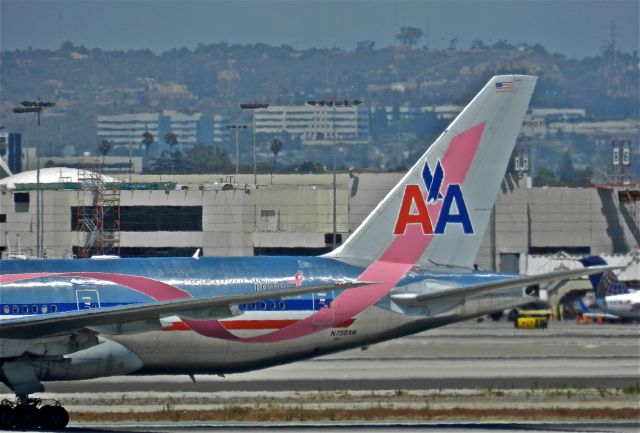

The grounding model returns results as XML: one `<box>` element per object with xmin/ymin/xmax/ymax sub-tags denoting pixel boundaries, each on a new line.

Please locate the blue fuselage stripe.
<box><xmin>0</xmin><ymin>299</ymin><xmax>332</xmax><ymax>316</ymax></box>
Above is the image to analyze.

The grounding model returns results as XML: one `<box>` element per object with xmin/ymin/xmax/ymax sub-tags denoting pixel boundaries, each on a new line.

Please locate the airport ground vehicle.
<box><xmin>515</xmin><ymin>314</ymin><xmax>550</xmax><ymax>329</ymax></box>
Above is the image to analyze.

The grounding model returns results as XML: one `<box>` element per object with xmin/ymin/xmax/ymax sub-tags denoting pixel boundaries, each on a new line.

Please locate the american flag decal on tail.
<box><xmin>495</xmin><ymin>81</ymin><xmax>513</xmax><ymax>92</ymax></box>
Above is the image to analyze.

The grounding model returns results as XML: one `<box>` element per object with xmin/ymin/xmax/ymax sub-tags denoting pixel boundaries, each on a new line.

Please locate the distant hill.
<box><xmin>1</xmin><ymin>40</ymin><xmax>638</xmax><ymax>156</ymax></box>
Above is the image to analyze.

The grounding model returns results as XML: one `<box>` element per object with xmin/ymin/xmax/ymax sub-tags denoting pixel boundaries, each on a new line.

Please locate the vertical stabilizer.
<box><xmin>326</xmin><ymin>75</ymin><xmax>537</xmax><ymax>269</ymax></box>
<box><xmin>579</xmin><ymin>256</ymin><xmax>629</xmax><ymax>298</ymax></box>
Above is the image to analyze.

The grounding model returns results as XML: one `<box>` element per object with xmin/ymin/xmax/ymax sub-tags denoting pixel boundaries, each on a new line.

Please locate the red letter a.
<box><xmin>393</xmin><ymin>185</ymin><xmax>433</xmax><ymax>235</ymax></box>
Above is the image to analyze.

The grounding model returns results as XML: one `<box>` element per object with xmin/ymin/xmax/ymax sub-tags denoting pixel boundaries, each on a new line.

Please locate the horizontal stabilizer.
<box><xmin>390</xmin><ymin>266</ymin><xmax>618</xmax><ymax>306</ymax></box>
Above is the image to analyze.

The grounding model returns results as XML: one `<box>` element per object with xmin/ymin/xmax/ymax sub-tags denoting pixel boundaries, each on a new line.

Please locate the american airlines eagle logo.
<box><xmin>393</xmin><ymin>159</ymin><xmax>474</xmax><ymax>235</ymax></box>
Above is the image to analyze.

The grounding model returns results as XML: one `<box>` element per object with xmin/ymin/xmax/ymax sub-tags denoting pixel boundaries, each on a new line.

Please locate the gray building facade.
<box><xmin>1</xmin><ymin>172</ymin><xmax>638</xmax><ymax>271</ymax></box>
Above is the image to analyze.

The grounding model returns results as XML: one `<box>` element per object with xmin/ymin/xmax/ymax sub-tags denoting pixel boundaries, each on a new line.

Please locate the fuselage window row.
<box><xmin>239</xmin><ymin>300</ymin><xmax>287</xmax><ymax>311</ymax></box>
<box><xmin>2</xmin><ymin>300</ymin><xmax>302</xmax><ymax>315</ymax></box>
<box><xmin>2</xmin><ymin>304</ymin><xmax>58</xmax><ymax>315</ymax></box>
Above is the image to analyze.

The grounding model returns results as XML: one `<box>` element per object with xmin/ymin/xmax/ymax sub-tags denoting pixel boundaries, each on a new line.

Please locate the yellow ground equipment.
<box><xmin>515</xmin><ymin>316</ymin><xmax>549</xmax><ymax>329</ymax></box>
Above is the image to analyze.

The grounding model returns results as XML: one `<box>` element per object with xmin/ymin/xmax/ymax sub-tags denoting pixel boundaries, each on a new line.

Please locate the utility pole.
<box><xmin>240</xmin><ymin>103</ymin><xmax>270</xmax><ymax>185</ymax></box>
<box><xmin>226</xmin><ymin>124</ymin><xmax>248</xmax><ymax>175</ymax></box>
<box><xmin>306</xmin><ymin>99</ymin><xmax>362</xmax><ymax>250</ymax></box>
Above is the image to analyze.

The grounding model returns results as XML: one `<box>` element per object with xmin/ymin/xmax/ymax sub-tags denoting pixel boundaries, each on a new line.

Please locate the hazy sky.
<box><xmin>1</xmin><ymin>0</ymin><xmax>638</xmax><ymax>58</ymax></box>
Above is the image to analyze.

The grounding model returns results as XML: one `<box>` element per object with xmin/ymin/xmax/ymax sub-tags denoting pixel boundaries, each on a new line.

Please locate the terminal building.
<box><xmin>0</xmin><ymin>168</ymin><xmax>638</xmax><ymax>285</ymax></box>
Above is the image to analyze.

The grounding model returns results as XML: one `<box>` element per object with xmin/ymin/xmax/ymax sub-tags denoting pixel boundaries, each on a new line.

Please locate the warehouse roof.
<box><xmin>0</xmin><ymin>167</ymin><xmax>118</xmax><ymax>189</ymax></box>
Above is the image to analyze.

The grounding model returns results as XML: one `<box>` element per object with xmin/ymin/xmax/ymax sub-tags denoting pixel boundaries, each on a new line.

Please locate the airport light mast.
<box><xmin>226</xmin><ymin>124</ymin><xmax>249</xmax><ymax>176</ymax></box>
<box><xmin>306</xmin><ymin>99</ymin><xmax>362</xmax><ymax>250</ymax></box>
<box><xmin>12</xmin><ymin>99</ymin><xmax>55</xmax><ymax>258</ymax></box>
<box><xmin>240</xmin><ymin>103</ymin><xmax>270</xmax><ymax>185</ymax></box>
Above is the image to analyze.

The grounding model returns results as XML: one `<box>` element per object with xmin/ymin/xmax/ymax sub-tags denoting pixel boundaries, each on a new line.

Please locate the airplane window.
<box><xmin>269</xmin><ymin>301</ymin><xmax>276</xmax><ymax>310</ymax></box>
<box><xmin>22</xmin><ymin>305</ymin><xmax>28</xmax><ymax>314</ymax></box>
<box><xmin>260</xmin><ymin>302</ymin><xmax>267</xmax><ymax>311</ymax></box>
<box><xmin>41</xmin><ymin>305</ymin><xmax>48</xmax><ymax>313</ymax></box>
<box><xmin>32</xmin><ymin>305</ymin><xmax>38</xmax><ymax>314</ymax></box>
<box><xmin>279</xmin><ymin>300</ymin><xmax>286</xmax><ymax>310</ymax></box>
<box><xmin>12</xmin><ymin>305</ymin><xmax>18</xmax><ymax>314</ymax></box>
<box><xmin>51</xmin><ymin>304</ymin><xmax>57</xmax><ymax>313</ymax></box>
<box><xmin>2</xmin><ymin>305</ymin><xmax>8</xmax><ymax>314</ymax></box>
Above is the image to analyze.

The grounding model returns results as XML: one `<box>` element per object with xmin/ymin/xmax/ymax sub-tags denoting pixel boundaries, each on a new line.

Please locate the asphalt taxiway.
<box><xmin>25</xmin><ymin>320</ymin><xmax>640</xmax><ymax>393</ymax></box>
<box><xmin>2</xmin><ymin>321</ymin><xmax>638</xmax><ymax>432</ymax></box>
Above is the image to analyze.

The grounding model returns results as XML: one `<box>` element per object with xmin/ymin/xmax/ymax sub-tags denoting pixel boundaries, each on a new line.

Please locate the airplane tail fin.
<box><xmin>579</xmin><ymin>256</ymin><xmax>629</xmax><ymax>298</ymax></box>
<box><xmin>326</xmin><ymin>75</ymin><xmax>537</xmax><ymax>269</ymax></box>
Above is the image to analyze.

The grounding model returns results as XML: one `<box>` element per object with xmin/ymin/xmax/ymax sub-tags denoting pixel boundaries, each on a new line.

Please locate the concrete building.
<box><xmin>96</xmin><ymin>111</ymin><xmax>229</xmax><ymax>156</ymax></box>
<box><xmin>97</xmin><ymin>112</ymin><xmax>165</xmax><ymax>154</ymax></box>
<box><xmin>1</xmin><ymin>170</ymin><xmax>638</xmax><ymax>283</ymax></box>
<box><xmin>254</xmin><ymin>104</ymin><xmax>369</xmax><ymax>146</ymax></box>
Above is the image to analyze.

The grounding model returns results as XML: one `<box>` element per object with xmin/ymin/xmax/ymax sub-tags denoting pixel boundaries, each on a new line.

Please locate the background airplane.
<box><xmin>0</xmin><ymin>75</ymin><xmax>612</xmax><ymax>430</ymax></box>
<box><xmin>577</xmin><ymin>256</ymin><xmax>640</xmax><ymax>322</ymax></box>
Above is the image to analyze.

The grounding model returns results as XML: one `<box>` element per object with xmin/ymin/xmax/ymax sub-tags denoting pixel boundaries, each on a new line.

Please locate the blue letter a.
<box><xmin>434</xmin><ymin>185</ymin><xmax>474</xmax><ymax>234</ymax></box>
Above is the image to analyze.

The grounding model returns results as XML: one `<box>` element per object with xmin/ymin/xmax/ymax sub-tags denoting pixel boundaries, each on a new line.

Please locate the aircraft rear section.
<box><xmin>113</xmin><ymin>279</ymin><xmax>532</xmax><ymax>375</ymax></box>
<box><xmin>0</xmin><ymin>75</ymin><xmax>541</xmax><ymax>429</ymax></box>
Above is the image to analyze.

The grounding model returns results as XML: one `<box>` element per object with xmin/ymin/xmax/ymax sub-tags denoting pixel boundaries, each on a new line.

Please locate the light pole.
<box><xmin>240</xmin><ymin>103</ymin><xmax>270</xmax><ymax>185</ymax></box>
<box><xmin>226</xmin><ymin>124</ymin><xmax>248</xmax><ymax>176</ymax></box>
<box><xmin>306</xmin><ymin>99</ymin><xmax>362</xmax><ymax>250</ymax></box>
<box><xmin>13</xmin><ymin>100</ymin><xmax>55</xmax><ymax>258</ymax></box>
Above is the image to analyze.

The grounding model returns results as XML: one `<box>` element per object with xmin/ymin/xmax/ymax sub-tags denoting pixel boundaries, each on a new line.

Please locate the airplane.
<box><xmin>0</xmin><ymin>75</ymin><xmax>614</xmax><ymax>430</ymax></box>
<box><xmin>577</xmin><ymin>256</ymin><xmax>640</xmax><ymax>322</ymax></box>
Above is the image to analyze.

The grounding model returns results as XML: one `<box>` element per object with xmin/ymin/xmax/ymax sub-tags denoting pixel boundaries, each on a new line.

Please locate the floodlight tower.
<box><xmin>240</xmin><ymin>103</ymin><xmax>270</xmax><ymax>185</ymax></box>
<box><xmin>12</xmin><ymin>100</ymin><xmax>55</xmax><ymax>258</ymax></box>
<box><xmin>306</xmin><ymin>99</ymin><xmax>362</xmax><ymax>250</ymax></box>
<box><xmin>226</xmin><ymin>124</ymin><xmax>249</xmax><ymax>175</ymax></box>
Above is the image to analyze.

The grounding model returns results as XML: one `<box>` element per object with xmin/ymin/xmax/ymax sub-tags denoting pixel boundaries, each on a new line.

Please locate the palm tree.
<box><xmin>97</xmin><ymin>139</ymin><xmax>112</xmax><ymax>167</ymax></box>
<box><xmin>164</xmin><ymin>132</ymin><xmax>178</xmax><ymax>174</ymax></box>
<box><xmin>141</xmin><ymin>131</ymin><xmax>154</xmax><ymax>158</ymax></box>
<box><xmin>0</xmin><ymin>128</ymin><xmax>7</xmax><ymax>158</ymax></box>
<box><xmin>270</xmin><ymin>137</ymin><xmax>283</xmax><ymax>172</ymax></box>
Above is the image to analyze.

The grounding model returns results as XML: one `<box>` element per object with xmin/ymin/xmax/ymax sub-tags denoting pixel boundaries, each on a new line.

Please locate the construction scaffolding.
<box><xmin>75</xmin><ymin>161</ymin><xmax>121</xmax><ymax>257</ymax></box>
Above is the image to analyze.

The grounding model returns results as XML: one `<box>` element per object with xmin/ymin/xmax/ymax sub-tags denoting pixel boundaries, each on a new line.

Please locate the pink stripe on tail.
<box><xmin>184</xmin><ymin>122</ymin><xmax>485</xmax><ymax>342</ymax></box>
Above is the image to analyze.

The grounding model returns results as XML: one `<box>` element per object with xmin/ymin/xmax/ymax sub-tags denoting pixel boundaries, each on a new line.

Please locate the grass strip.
<box><xmin>71</xmin><ymin>406</ymin><xmax>640</xmax><ymax>423</ymax></box>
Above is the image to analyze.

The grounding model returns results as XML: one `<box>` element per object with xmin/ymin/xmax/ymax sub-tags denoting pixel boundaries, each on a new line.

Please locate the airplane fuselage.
<box><xmin>597</xmin><ymin>292</ymin><xmax>640</xmax><ymax>321</ymax></box>
<box><xmin>0</xmin><ymin>256</ymin><xmax>527</xmax><ymax>378</ymax></box>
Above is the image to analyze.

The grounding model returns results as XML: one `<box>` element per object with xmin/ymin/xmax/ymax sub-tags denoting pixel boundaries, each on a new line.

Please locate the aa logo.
<box><xmin>393</xmin><ymin>160</ymin><xmax>474</xmax><ymax>235</ymax></box>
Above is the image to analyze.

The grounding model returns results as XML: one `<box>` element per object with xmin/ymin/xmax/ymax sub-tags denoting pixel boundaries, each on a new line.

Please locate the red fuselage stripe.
<box><xmin>162</xmin><ymin>318</ymin><xmax>355</xmax><ymax>332</ymax></box>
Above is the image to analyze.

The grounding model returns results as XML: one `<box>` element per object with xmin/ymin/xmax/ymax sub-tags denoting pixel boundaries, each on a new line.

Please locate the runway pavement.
<box><xmin>16</xmin><ymin>320</ymin><xmax>638</xmax><ymax>394</ymax></box>
<box><xmin>1</xmin><ymin>320</ymin><xmax>638</xmax><ymax>432</ymax></box>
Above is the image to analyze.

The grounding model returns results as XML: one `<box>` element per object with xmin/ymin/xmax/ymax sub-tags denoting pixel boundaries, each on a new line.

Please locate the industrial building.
<box><xmin>0</xmin><ymin>169</ymin><xmax>638</xmax><ymax>285</ymax></box>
